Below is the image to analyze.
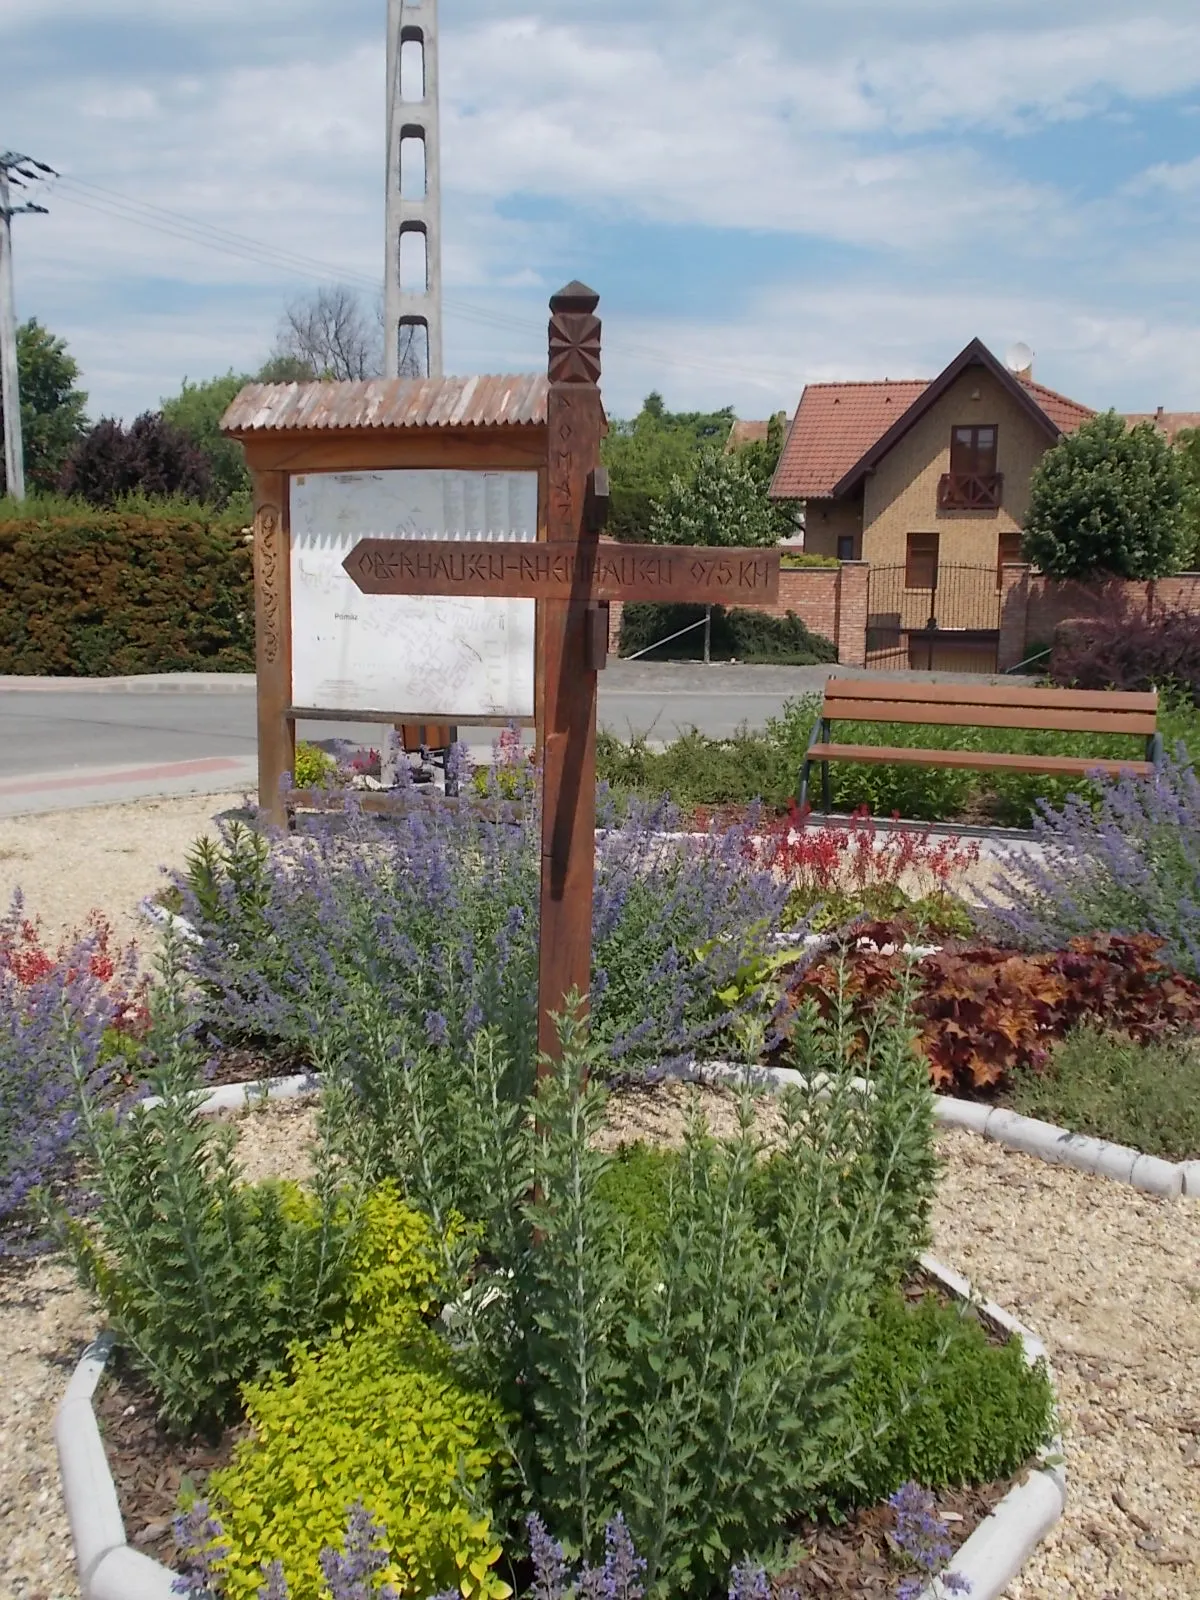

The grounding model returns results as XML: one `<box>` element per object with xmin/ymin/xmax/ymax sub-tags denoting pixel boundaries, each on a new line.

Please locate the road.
<box><xmin>0</xmin><ymin>661</ymin><xmax>1025</xmax><ymax>816</ymax></box>
<box><xmin>0</xmin><ymin>662</ymin><xmax>838</xmax><ymax>815</ymax></box>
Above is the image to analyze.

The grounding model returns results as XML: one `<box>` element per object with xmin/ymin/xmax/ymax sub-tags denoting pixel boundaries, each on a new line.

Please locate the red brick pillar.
<box><xmin>836</xmin><ymin>561</ymin><xmax>868</xmax><ymax>666</ymax></box>
<box><xmin>608</xmin><ymin>599</ymin><xmax>624</xmax><ymax>654</ymax></box>
<box><xmin>997</xmin><ymin>563</ymin><xmax>1031</xmax><ymax>672</ymax></box>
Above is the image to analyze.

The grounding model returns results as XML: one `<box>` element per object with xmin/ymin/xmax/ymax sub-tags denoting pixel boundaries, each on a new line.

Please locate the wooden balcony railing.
<box><xmin>938</xmin><ymin>472</ymin><xmax>1003</xmax><ymax>511</ymax></box>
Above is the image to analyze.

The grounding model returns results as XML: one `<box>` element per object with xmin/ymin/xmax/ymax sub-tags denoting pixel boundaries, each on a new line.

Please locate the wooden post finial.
<box><xmin>549</xmin><ymin>283</ymin><xmax>602</xmax><ymax>387</ymax></box>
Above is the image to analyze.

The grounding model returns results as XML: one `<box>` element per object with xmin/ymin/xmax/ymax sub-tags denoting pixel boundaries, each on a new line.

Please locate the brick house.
<box><xmin>768</xmin><ymin>339</ymin><xmax>1095</xmax><ymax>670</ymax></box>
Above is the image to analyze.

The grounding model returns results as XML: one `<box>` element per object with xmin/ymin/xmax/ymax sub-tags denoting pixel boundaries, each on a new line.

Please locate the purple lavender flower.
<box><xmin>424</xmin><ymin>1010</ymin><xmax>449</xmax><ymax>1047</ymax></box>
<box><xmin>257</xmin><ymin>1559</ymin><xmax>290</xmax><ymax>1600</ymax></box>
<box><xmin>171</xmin><ymin>1502</ymin><xmax>229</xmax><ymax>1599</ymax></box>
<box><xmin>576</xmin><ymin>1513</ymin><xmax>647</xmax><ymax>1600</ymax></box>
<box><xmin>728</xmin><ymin>1562</ymin><xmax>771</xmax><ymax>1600</ymax></box>
<box><xmin>527</xmin><ymin>1512</ymin><xmax>570</xmax><ymax>1600</ymax></box>
<box><xmin>888</xmin><ymin>1482</ymin><xmax>970</xmax><ymax>1598</ymax></box>
<box><xmin>317</xmin><ymin>1501</ymin><xmax>399</xmax><ymax>1600</ymax></box>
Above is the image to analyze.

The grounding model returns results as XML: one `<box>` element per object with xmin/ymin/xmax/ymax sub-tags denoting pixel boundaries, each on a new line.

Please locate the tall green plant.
<box><xmin>322</xmin><ymin>976</ymin><xmax>941</xmax><ymax>1591</ymax></box>
<box><xmin>45</xmin><ymin>933</ymin><xmax>365</xmax><ymax>1435</ymax></box>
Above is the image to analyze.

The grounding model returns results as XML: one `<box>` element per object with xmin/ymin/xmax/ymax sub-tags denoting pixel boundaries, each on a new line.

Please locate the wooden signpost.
<box><xmin>343</xmin><ymin>282</ymin><xmax>781</xmax><ymax>1064</ymax></box>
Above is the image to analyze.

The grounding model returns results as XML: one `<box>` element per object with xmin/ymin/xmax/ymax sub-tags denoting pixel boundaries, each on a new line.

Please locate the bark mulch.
<box><xmin>95</xmin><ymin>1298</ymin><xmax>1025</xmax><ymax>1590</ymax></box>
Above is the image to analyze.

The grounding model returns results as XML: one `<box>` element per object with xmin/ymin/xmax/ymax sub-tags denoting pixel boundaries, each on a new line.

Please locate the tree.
<box><xmin>161</xmin><ymin>372</ymin><xmax>253</xmax><ymax>505</ymax></box>
<box><xmin>1176</xmin><ymin>426</ymin><xmax>1200</xmax><ymax>570</ymax></box>
<box><xmin>649</xmin><ymin>445</ymin><xmax>779</xmax><ymax>549</ymax></box>
<box><xmin>271</xmin><ymin>285</ymin><xmax>382</xmax><ymax>382</ymax></box>
<box><xmin>0</xmin><ymin>319</ymin><xmax>88</xmax><ymax>495</ymax></box>
<box><xmin>60</xmin><ymin>412</ymin><xmax>212</xmax><ymax>506</ymax></box>
<box><xmin>601</xmin><ymin>394</ymin><xmax>736</xmax><ymax>541</ymax></box>
<box><xmin>1022</xmin><ymin>410</ymin><xmax>1188</xmax><ymax>581</ymax></box>
<box><xmin>255</xmin><ymin>353</ymin><xmax>318</xmax><ymax>384</ymax></box>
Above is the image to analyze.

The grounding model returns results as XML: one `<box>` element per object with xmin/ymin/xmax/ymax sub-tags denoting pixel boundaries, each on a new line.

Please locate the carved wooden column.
<box><xmin>537</xmin><ymin>283</ymin><xmax>605</xmax><ymax>1067</ymax></box>
<box><xmin>250</xmin><ymin>470</ymin><xmax>294</xmax><ymax>827</ymax></box>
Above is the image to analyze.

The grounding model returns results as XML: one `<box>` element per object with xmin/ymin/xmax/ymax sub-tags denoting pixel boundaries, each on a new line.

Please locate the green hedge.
<box><xmin>0</xmin><ymin>511</ymin><xmax>254</xmax><ymax>674</ymax></box>
<box><xmin>619</xmin><ymin>602</ymin><xmax>837</xmax><ymax>664</ymax></box>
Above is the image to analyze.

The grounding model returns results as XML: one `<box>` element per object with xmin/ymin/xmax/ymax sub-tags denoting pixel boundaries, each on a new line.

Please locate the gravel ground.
<box><xmin>0</xmin><ymin>792</ymin><xmax>249</xmax><ymax>950</ymax></box>
<box><xmin>2</xmin><ymin>798</ymin><xmax>1194</xmax><ymax>1599</ymax></box>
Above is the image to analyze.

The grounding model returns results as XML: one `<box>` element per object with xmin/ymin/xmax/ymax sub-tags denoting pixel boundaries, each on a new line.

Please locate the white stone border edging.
<box><xmin>683</xmin><ymin>1061</ymin><xmax>1200</xmax><ymax>1201</ymax></box>
<box><xmin>138</xmin><ymin>900</ymin><xmax>1200</xmax><ymax>1197</ymax></box>
<box><xmin>56</xmin><ymin>1258</ymin><xmax>1063</xmax><ymax>1600</ymax></box>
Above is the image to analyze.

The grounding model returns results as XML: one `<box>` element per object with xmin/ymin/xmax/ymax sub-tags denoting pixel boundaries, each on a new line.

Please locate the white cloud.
<box><xmin>2</xmin><ymin>1</ymin><xmax>1198</xmax><ymax>423</ymax></box>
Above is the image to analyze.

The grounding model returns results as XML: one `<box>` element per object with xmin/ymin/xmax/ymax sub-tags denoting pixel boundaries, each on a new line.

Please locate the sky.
<box><xmin>3</xmin><ymin>0</ymin><xmax>1200</xmax><ymax>424</ymax></box>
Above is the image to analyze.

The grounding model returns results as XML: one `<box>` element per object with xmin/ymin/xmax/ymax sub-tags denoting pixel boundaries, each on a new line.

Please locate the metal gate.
<box><xmin>865</xmin><ymin>562</ymin><xmax>1001</xmax><ymax>673</ymax></box>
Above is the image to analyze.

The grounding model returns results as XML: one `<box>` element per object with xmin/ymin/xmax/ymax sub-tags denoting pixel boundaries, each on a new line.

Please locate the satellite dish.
<box><xmin>1005</xmin><ymin>341</ymin><xmax>1035</xmax><ymax>376</ymax></box>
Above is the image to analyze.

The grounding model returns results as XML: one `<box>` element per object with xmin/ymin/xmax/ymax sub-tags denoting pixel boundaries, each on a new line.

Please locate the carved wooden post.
<box><xmin>537</xmin><ymin>283</ymin><xmax>605</xmax><ymax>1067</ymax></box>
<box><xmin>251</xmin><ymin>470</ymin><xmax>294</xmax><ymax>828</ymax></box>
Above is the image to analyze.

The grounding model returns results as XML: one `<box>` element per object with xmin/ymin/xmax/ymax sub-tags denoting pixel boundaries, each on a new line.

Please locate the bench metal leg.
<box><xmin>797</xmin><ymin>716</ymin><xmax>826</xmax><ymax>812</ymax></box>
<box><xmin>1149</xmin><ymin>731</ymin><xmax>1164</xmax><ymax>768</ymax></box>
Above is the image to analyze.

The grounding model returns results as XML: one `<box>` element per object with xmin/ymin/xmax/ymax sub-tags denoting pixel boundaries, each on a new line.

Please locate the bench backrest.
<box><xmin>821</xmin><ymin>677</ymin><xmax>1158</xmax><ymax>738</ymax></box>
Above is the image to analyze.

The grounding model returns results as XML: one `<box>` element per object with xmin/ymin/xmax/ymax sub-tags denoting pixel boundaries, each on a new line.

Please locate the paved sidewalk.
<box><xmin>0</xmin><ymin>756</ymin><xmax>259</xmax><ymax>818</ymax></box>
<box><xmin>0</xmin><ymin>672</ymin><xmax>257</xmax><ymax>693</ymax></box>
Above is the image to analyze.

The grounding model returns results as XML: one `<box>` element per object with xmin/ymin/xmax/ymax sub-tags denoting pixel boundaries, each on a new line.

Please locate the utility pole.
<box><xmin>0</xmin><ymin>153</ymin><xmax>54</xmax><ymax>502</ymax></box>
<box><xmin>384</xmin><ymin>0</ymin><xmax>443</xmax><ymax>379</ymax></box>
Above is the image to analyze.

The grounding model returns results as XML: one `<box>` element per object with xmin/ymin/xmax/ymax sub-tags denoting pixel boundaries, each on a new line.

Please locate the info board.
<box><xmin>289</xmin><ymin>468</ymin><xmax>539</xmax><ymax>718</ymax></box>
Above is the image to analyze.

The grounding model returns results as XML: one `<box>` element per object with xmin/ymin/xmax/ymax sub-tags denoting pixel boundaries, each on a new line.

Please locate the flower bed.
<box><xmin>34</xmin><ymin>748</ymin><xmax>1200</xmax><ymax>1597</ymax></box>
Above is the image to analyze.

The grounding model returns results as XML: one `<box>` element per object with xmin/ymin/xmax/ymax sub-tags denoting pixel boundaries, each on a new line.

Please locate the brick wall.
<box><xmin>607</xmin><ymin>562</ymin><xmax>869</xmax><ymax>665</ymax></box>
<box><xmin>998</xmin><ymin>563</ymin><xmax>1200</xmax><ymax>670</ymax></box>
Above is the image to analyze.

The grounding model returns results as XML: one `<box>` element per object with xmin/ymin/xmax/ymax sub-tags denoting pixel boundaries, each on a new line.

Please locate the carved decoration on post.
<box><xmin>255</xmin><ymin>504</ymin><xmax>284</xmax><ymax>668</ymax></box>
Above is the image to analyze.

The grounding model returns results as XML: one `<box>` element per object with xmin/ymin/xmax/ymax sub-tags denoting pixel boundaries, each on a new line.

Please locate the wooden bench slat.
<box><xmin>808</xmin><ymin>743</ymin><xmax>1155</xmax><ymax>779</ymax></box>
<box><xmin>818</xmin><ymin>699</ymin><xmax>1158</xmax><ymax>737</ymax></box>
<box><xmin>824</xmin><ymin>678</ymin><xmax>1158</xmax><ymax>714</ymax></box>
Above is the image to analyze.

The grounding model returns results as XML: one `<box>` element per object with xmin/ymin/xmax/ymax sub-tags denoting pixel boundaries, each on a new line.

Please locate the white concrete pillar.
<box><xmin>385</xmin><ymin>0</ymin><xmax>444</xmax><ymax>378</ymax></box>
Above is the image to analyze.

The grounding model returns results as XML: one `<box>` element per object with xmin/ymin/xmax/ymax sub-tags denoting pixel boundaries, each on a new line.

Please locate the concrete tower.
<box><xmin>385</xmin><ymin>0</ymin><xmax>443</xmax><ymax>378</ymax></box>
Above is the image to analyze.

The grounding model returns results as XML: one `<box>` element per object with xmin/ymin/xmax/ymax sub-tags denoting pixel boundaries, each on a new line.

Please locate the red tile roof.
<box><xmin>1125</xmin><ymin>410</ymin><xmax>1200</xmax><ymax>445</ymax></box>
<box><xmin>771</xmin><ymin>380</ymin><xmax>930</xmax><ymax>498</ymax></box>
<box><xmin>770</xmin><ymin>350</ymin><xmax>1096</xmax><ymax>501</ymax></box>
<box><xmin>1020</xmin><ymin>378</ymin><xmax>1094</xmax><ymax>435</ymax></box>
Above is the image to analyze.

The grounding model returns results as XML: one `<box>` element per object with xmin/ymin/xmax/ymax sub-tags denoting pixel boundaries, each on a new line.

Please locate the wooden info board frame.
<box><xmin>222</xmin><ymin>377</ymin><xmax>551</xmax><ymax>827</ymax></box>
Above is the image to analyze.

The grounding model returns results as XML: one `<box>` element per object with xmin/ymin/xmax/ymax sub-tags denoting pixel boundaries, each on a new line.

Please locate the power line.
<box><xmin>48</xmin><ymin>173</ymin><xmax>797</xmax><ymax>397</ymax></box>
<box><xmin>1</xmin><ymin>152</ymin><xmax>57</xmax><ymax>501</ymax></box>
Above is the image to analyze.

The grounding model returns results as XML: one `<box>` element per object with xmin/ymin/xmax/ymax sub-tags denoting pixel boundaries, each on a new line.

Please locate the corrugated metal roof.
<box><xmin>220</xmin><ymin>373</ymin><xmax>549</xmax><ymax>435</ymax></box>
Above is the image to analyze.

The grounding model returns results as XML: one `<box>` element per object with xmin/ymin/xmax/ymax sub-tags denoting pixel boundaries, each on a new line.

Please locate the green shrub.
<box><xmin>618</xmin><ymin>602</ymin><xmax>835</xmax><ymax>664</ymax></box>
<box><xmin>48</xmin><ymin>939</ymin><xmax>363</xmax><ymax>1435</ymax></box>
<box><xmin>206</xmin><ymin>1324</ymin><xmax>508</xmax><ymax>1600</ymax></box>
<box><xmin>596</xmin><ymin>692</ymin><xmax>1193</xmax><ymax>828</ymax></box>
<box><xmin>841</xmin><ymin>1289</ymin><xmax>1055</xmax><ymax>1505</ymax></box>
<box><xmin>1023</xmin><ymin>410</ymin><xmax>1188</xmax><ymax>580</ymax></box>
<box><xmin>361</xmin><ymin>978</ymin><xmax>939</xmax><ymax>1591</ymax></box>
<box><xmin>0</xmin><ymin>506</ymin><xmax>252</xmax><ymax>674</ymax></box>
<box><xmin>782</xmin><ymin>883</ymin><xmax>973</xmax><ymax>937</ymax></box>
<box><xmin>1007</xmin><ymin>1023</ymin><xmax>1200</xmax><ymax>1161</ymax></box>
<box><xmin>292</xmin><ymin>741</ymin><xmax>336</xmax><ymax>789</ymax></box>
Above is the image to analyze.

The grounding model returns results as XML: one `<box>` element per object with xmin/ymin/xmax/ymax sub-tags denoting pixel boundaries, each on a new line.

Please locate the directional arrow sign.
<box><xmin>343</xmin><ymin>539</ymin><xmax>781</xmax><ymax>606</ymax></box>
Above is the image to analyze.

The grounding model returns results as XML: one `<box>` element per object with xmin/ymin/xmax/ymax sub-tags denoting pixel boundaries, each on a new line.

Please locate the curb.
<box><xmin>0</xmin><ymin>673</ymin><xmax>255</xmax><ymax>694</ymax></box>
<box><xmin>54</xmin><ymin>1332</ymin><xmax>179</xmax><ymax>1600</ymax></box>
<box><xmin>57</xmin><ymin>1261</ymin><xmax>1062</xmax><ymax>1600</ymax></box>
<box><xmin>916</xmin><ymin>1257</ymin><xmax>1066</xmax><ymax>1600</ymax></box>
<box><xmin>673</xmin><ymin>1061</ymin><xmax>1199</xmax><ymax>1200</ymax></box>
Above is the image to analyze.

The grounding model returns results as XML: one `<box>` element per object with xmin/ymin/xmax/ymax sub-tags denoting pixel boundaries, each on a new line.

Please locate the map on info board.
<box><xmin>289</xmin><ymin>469</ymin><xmax>539</xmax><ymax>718</ymax></box>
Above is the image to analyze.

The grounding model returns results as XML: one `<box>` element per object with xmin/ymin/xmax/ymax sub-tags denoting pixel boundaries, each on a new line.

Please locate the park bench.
<box><xmin>797</xmin><ymin>677</ymin><xmax>1163</xmax><ymax>812</ymax></box>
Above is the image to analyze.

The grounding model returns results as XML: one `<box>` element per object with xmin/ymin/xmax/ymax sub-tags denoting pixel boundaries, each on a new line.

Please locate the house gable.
<box><xmin>860</xmin><ymin>365</ymin><xmax>1068</xmax><ymax>569</ymax></box>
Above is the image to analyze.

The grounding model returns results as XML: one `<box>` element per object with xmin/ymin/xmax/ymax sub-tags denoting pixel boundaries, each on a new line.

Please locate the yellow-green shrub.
<box><xmin>340</xmin><ymin>1179</ymin><xmax>466</xmax><ymax>1333</ymax></box>
<box><xmin>292</xmin><ymin>741</ymin><xmax>336</xmax><ymax>789</ymax></box>
<box><xmin>206</xmin><ymin>1325</ymin><xmax>509</xmax><ymax>1600</ymax></box>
